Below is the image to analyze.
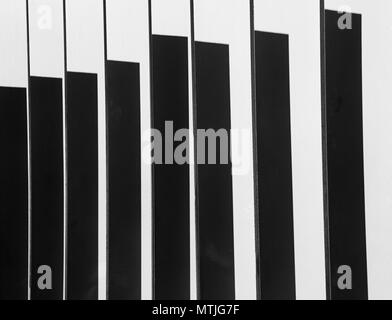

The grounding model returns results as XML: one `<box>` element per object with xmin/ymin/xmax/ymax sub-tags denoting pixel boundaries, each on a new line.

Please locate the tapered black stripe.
<box><xmin>325</xmin><ymin>10</ymin><xmax>368</xmax><ymax>300</ymax></box>
<box><xmin>194</xmin><ymin>41</ymin><xmax>235</xmax><ymax>300</ymax></box>
<box><xmin>66</xmin><ymin>72</ymin><xmax>98</xmax><ymax>300</ymax></box>
<box><xmin>151</xmin><ymin>35</ymin><xmax>190</xmax><ymax>300</ymax></box>
<box><xmin>320</xmin><ymin>0</ymin><xmax>333</xmax><ymax>300</ymax></box>
<box><xmin>106</xmin><ymin>61</ymin><xmax>141</xmax><ymax>300</ymax></box>
<box><xmin>30</xmin><ymin>77</ymin><xmax>64</xmax><ymax>300</ymax></box>
<box><xmin>0</xmin><ymin>87</ymin><xmax>28</xmax><ymax>300</ymax></box>
<box><xmin>254</xmin><ymin>31</ymin><xmax>296</xmax><ymax>300</ymax></box>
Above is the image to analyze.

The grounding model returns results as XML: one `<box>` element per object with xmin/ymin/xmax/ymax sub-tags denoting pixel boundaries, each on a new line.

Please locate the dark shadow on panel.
<box><xmin>254</xmin><ymin>31</ymin><xmax>296</xmax><ymax>300</ymax></box>
<box><xmin>106</xmin><ymin>61</ymin><xmax>141</xmax><ymax>300</ymax></box>
<box><xmin>324</xmin><ymin>10</ymin><xmax>368</xmax><ymax>300</ymax></box>
<box><xmin>152</xmin><ymin>35</ymin><xmax>190</xmax><ymax>300</ymax></box>
<box><xmin>30</xmin><ymin>76</ymin><xmax>64</xmax><ymax>300</ymax></box>
<box><xmin>66</xmin><ymin>72</ymin><xmax>98</xmax><ymax>300</ymax></box>
<box><xmin>0</xmin><ymin>87</ymin><xmax>28</xmax><ymax>300</ymax></box>
<box><xmin>194</xmin><ymin>41</ymin><xmax>235</xmax><ymax>300</ymax></box>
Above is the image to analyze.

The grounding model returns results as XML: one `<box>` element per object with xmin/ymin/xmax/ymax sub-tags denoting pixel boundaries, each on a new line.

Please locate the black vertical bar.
<box><xmin>254</xmin><ymin>31</ymin><xmax>296</xmax><ymax>300</ymax></box>
<box><xmin>62</xmin><ymin>0</ymin><xmax>69</xmax><ymax>300</ymax></box>
<box><xmin>66</xmin><ymin>72</ymin><xmax>98</xmax><ymax>300</ymax></box>
<box><xmin>151</xmin><ymin>35</ymin><xmax>190</xmax><ymax>300</ymax></box>
<box><xmin>189</xmin><ymin>0</ymin><xmax>201</xmax><ymax>300</ymax></box>
<box><xmin>102</xmin><ymin>0</ymin><xmax>109</xmax><ymax>301</ymax></box>
<box><xmin>25</xmin><ymin>0</ymin><xmax>31</xmax><ymax>301</ymax></box>
<box><xmin>194</xmin><ymin>41</ymin><xmax>235</xmax><ymax>300</ymax></box>
<box><xmin>325</xmin><ymin>10</ymin><xmax>368</xmax><ymax>300</ymax></box>
<box><xmin>249</xmin><ymin>0</ymin><xmax>262</xmax><ymax>301</ymax></box>
<box><xmin>0</xmin><ymin>87</ymin><xmax>28</xmax><ymax>300</ymax></box>
<box><xmin>319</xmin><ymin>0</ymin><xmax>332</xmax><ymax>300</ymax></box>
<box><xmin>106</xmin><ymin>61</ymin><xmax>141</xmax><ymax>300</ymax></box>
<box><xmin>147</xmin><ymin>0</ymin><xmax>156</xmax><ymax>301</ymax></box>
<box><xmin>30</xmin><ymin>76</ymin><xmax>64</xmax><ymax>300</ymax></box>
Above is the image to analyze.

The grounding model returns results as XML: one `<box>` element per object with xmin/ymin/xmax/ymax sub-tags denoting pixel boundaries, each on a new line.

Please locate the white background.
<box><xmin>0</xmin><ymin>0</ymin><xmax>28</xmax><ymax>87</ymax></box>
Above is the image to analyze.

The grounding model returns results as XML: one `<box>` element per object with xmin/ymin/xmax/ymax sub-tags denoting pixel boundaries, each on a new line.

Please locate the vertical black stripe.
<box><xmin>254</xmin><ymin>31</ymin><xmax>296</xmax><ymax>300</ymax></box>
<box><xmin>151</xmin><ymin>35</ymin><xmax>190</xmax><ymax>300</ymax></box>
<box><xmin>62</xmin><ymin>0</ymin><xmax>69</xmax><ymax>300</ymax></box>
<box><xmin>66</xmin><ymin>72</ymin><xmax>98</xmax><ymax>300</ymax></box>
<box><xmin>25</xmin><ymin>0</ymin><xmax>31</xmax><ymax>301</ymax></box>
<box><xmin>194</xmin><ymin>41</ymin><xmax>235</xmax><ymax>300</ymax></box>
<box><xmin>325</xmin><ymin>10</ymin><xmax>368</xmax><ymax>300</ymax></box>
<box><xmin>249</xmin><ymin>0</ymin><xmax>262</xmax><ymax>301</ymax></box>
<box><xmin>106</xmin><ymin>61</ymin><xmax>141</xmax><ymax>300</ymax></box>
<box><xmin>102</xmin><ymin>0</ymin><xmax>109</xmax><ymax>301</ymax></box>
<box><xmin>147</xmin><ymin>0</ymin><xmax>156</xmax><ymax>300</ymax></box>
<box><xmin>319</xmin><ymin>0</ymin><xmax>333</xmax><ymax>300</ymax></box>
<box><xmin>0</xmin><ymin>87</ymin><xmax>28</xmax><ymax>300</ymax></box>
<box><xmin>189</xmin><ymin>0</ymin><xmax>202</xmax><ymax>300</ymax></box>
<box><xmin>30</xmin><ymin>76</ymin><xmax>64</xmax><ymax>300</ymax></box>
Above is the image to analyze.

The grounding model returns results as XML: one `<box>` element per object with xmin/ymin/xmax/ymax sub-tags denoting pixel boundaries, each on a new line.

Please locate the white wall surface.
<box><xmin>0</xmin><ymin>0</ymin><xmax>28</xmax><ymax>87</ymax></box>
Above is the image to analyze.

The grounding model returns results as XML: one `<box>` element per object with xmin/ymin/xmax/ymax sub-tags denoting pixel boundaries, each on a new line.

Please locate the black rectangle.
<box><xmin>0</xmin><ymin>87</ymin><xmax>28</xmax><ymax>300</ymax></box>
<box><xmin>30</xmin><ymin>76</ymin><xmax>64</xmax><ymax>300</ymax></box>
<box><xmin>66</xmin><ymin>72</ymin><xmax>98</xmax><ymax>300</ymax></box>
<box><xmin>194</xmin><ymin>41</ymin><xmax>235</xmax><ymax>300</ymax></box>
<box><xmin>254</xmin><ymin>31</ymin><xmax>296</xmax><ymax>300</ymax></box>
<box><xmin>152</xmin><ymin>35</ymin><xmax>190</xmax><ymax>300</ymax></box>
<box><xmin>324</xmin><ymin>10</ymin><xmax>368</xmax><ymax>300</ymax></box>
<box><xmin>106</xmin><ymin>61</ymin><xmax>141</xmax><ymax>300</ymax></box>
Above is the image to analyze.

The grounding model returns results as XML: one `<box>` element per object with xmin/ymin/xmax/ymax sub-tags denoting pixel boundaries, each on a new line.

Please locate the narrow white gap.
<box><xmin>25</xmin><ymin>0</ymin><xmax>32</xmax><ymax>301</ymax></box>
<box><xmin>141</xmin><ymin>32</ymin><xmax>153</xmax><ymax>302</ymax></box>
<box><xmin>61</xmin><ymin>0</ymin><xmax>68</xmax><ymax>300</ymax></box>
<box><xmin>188</xmin><ymin>34</ymin><xmax>197</xmax><ymax>301</ymax></box>
<box><xmin>98</xmin><ymin>0</ymin><xmax>107</xmax><ymax>301</ymax></box>
<box><xmin>139</xmin><ymin>0</ymin><xmax>152</xmax><ymax>301</ymax></box>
